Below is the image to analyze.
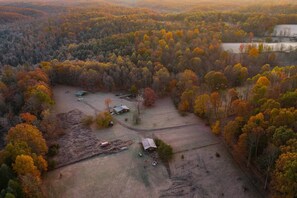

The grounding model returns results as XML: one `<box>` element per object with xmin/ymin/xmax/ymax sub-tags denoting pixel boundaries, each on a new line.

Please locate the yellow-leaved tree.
<box><xmin>6</xmin><ymin>123</ymin><xmax>48</xmax><ymax>156</ymax></box>
<box><xmin>13</xmin><ymin>155</ymin><xmax>40</xmax><ymax>177</ymax></box>
<box><xmin>271</xmin><ymin>152</ymin><xmax>297</xmax><ymax>197</ymax></box>
<box><xmin>211</xmin><ymin>121</ymin><xmax>221</xmax><ymax>135</ymax></box>
<box><xmin>194</xmin><ymin>94</ymin><xmax>210</xmax><ymax>118</ymax></box>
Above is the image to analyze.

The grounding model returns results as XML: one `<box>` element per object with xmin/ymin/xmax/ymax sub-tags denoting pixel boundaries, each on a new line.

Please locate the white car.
<box><xmin>152</xmin><ymin>161</ymin><xmax>158</xmax><ymax>166</ymax></box>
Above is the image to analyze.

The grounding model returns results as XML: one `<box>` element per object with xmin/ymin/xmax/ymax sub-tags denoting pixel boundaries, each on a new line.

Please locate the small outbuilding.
<box><xmin>75</xmin><ymin>91</ymin><xmax>87</xmax><ymax>97</ymax></box>
<box><xmin>141</xmin><ymin>138</ymin><xmax>157</xmax><ymax>151</ymax></box>
<box><xmin>113</xmin><ymin>105</ymin><xmax>130</xmax><ymax>114</ymax></box>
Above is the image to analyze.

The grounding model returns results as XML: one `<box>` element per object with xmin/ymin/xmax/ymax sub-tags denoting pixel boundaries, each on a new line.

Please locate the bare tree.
<box><xmin>136</xmin><ymin>91</ymin><xmax>144</xmax><ymax>115</ymax></box>
<box><xmin>104</xmin><ymin>98</ymin><xmax>112</xmax><ymax>111</ymax></box>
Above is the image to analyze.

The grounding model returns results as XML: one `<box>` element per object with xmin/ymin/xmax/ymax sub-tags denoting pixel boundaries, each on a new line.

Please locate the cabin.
<box><xmin>112</xmin><ymin>105</ymin><xmax>130</xmax><ymax>114</ymax></box>
<box><xmin>75</xmin><ymin>90</ymin><xmax>87</xmax><ymax>97</ymax></box>
<box><xmin>141</xmin><ymin>138</ymin><xmax>157</xmax><ymax>151</ymax></box>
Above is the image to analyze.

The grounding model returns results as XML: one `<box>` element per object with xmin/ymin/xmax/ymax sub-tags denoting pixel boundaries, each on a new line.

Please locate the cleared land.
<box><xmin>43</xmin><ymin>142</ymin><xmax>171</xmax><ymax>198</ymax></box>
<box><xmin>274</xmin><ymin>24</ymin><xmax>297</xmax><ymax>36</ymax></box>
<box><xmin>51</xmin><ymin>109</ymin><xmax>133</xmax><ymax>168</ymax></box>
<box><xmin>43</xmin><ymin>85</ymin><xmax>262</xmax><ymax>198</ymax></box>
<box><xmin>161</xmin><ymin>145</ymin><xmax>260</xmax><ymax>198</ymax></box>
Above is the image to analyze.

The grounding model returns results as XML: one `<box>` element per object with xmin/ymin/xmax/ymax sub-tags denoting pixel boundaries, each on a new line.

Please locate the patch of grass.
<box><xmin>178</xmin><ymin>111</ymin><xmax>188</xmax><ymax>117</ymax></box>
<box><xmin>47</xmin><ymin>159</ymin><xmax>56</xmax><ymax>170</ymax></box>
<box><xmin>155</xmin><ymin>139</ymin><xmax>173</xmax><ymax>162</ymax></box>
<box><xmin>95</xmin><ymin>111</ymin><xmax>112</xmax><ymax>128</ymax></box>
<box><xmin>48</xmin><ymin>144</ymin><xmax>60</xmax><ymax>157</ymax></box>
<box><xmin>81</xmin><ymin>115</ymin><xmax>94</xmax><ymax>127</ymax></box>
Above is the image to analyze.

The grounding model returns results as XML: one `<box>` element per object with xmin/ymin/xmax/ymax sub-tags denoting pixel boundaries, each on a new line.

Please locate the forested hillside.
<box><xmin>0</xmin><ymin>1</ymin><xmax>296</xmax><ymax>197</ymax></box>
<box><xmin>2</xmin><ymin>3</ymin><xmax>297</xmax><ymax>67</ymax></box>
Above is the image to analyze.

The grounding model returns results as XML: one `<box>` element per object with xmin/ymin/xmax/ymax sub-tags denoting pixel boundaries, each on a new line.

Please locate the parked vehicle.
<box><xmin>120</xmin><ymin>147</ymin><xmax>128</xmax><ymax>151</ymax></box>
<box><xmin>100</xmin><ymin>142</ymin><xmax>110</xmax><ymax>147</ymax></box>
<box><xmin>108</xmin><ymin>121</ymin><xmax>114</xmax><ymax>127</ymax></box>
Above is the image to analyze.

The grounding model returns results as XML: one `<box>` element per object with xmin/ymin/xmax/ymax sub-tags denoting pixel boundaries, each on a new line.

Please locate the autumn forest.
<box><xmin>0</xmin><ymin>0</ymin><xmax>296</xmax><ymax>198</ymax></box>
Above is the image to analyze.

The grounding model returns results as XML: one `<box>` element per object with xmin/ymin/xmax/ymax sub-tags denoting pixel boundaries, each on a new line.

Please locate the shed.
<box><xmin>75</xmin><ymin>91</ymin><xmax>87</xmax><ymax>97</ymax></box>
<box><xmin>113</xmin><ymin>105</ymin><xmax>130</xmax><ymax>114</ymax></box>
<box><xmin>142</xmin><ymin>138</ymin><xmax>157</xmax><ymax>151</ymax></box>
<box><xmin>121</xmin><ymin>105</ymin><xmax>130</xmax><ymax>111</ymax></box>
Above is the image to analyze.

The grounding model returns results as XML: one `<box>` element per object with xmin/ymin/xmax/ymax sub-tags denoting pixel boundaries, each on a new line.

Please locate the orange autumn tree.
<box><xmin>271</xmin><ymin>152</ymin><xmax>297</xmax><ymax>197</ymax></box>
<box><xmin>194</xmin><ymin>94</ymin><xmax>210</xmax><ymax>118</ymax></box>
<box><xmin>143</xmin><ymin>87</ymin><xmax>157</xmax><ymax>107</ymax></box>
<box><xmin>178</xmin><ymin>69</ymin><xmax>199</xmax><ymax>91</ymax></box>
<box><xmin>5</xmin><ymin>123</ymin><xmax>48</xmax><ymax>174</ymax></box>
<box><xmin>19</xmin><ymin>174</ymin><xmax>43</xmax><ymax>198</ymax></box>
<box><xmin>234</xmin><ymin>133</ymin><xmax>248</xmax><ymax>159</ymax></box>
<box><xmin>104</xmin><ymin>98</ymin><xmax>112</xmax><ymax>111</ymax></box>
<box><xmin>6</xmin><ymin>123</ymin><xmax>48</xmax><ymax>156</ymax></box>
<box><xmin>17</xmin><ymin>68</ymin><xmax>54</xmax><ymax>115</ymax></box>
<box><xmin>33</xmin><ymin>155</ymin><xmax>48</xmax><ymax>173</ymax></box>
<box><xmin>211</xmin><ymin>120</ymin><xmax>221</xmax><ymax>135</ymax></box>
<box><xmin>13</xmin><ymin>155</ymin><xmax>43</xmax><ymax>198</ymax></box>
<box><xmin>13</xmin><ymin>155</ymin><xmax>40</xmax><ymax>178</ymax></box>
<box><xmin>256</xmin><ymin>76</ymin><xmax>271</xmax><ymax>87</ymax></box>
<box><xmin>248</xmin><ymin>47</ymin><xmax>259</xmax><ymax>58</ymax></box>
<box><xmin>178</xmin><ymin>86</ymin><xmax>198</xmax><ymax>112</ymax></box>
<box><xmin>224</xmin><ymin>117</ymin><xmax>244</xmax><ymax>147</ymax></box>
<box><xmin>20</xmin><ymin>113</ymin><xmax>37</xmax><ymax>124</ymax></box>
<box><xmin>210</xmin><ymin>92</ymin><xmax>221</xmax><ymax>119</ymax></box>
<box><xmin>240</xmin><ymin>113</ymin><xmax>268</xmax><ymax>166</ymax></box>
<box><xmin>231</xmin><ymin>99</ymin><xmax>250</xmax><ymax>117</ymax></box>
<box><xmin>204</xmin><ymin>71</ymin><xmax>227</xmax><ymax>91</ymax></box>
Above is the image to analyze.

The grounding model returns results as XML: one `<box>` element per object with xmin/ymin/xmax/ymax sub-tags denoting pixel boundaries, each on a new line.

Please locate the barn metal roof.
<box><xmin>141</xmin><ymin>138</ymin><xmax>157</xmax><ymax>150</ymax></box>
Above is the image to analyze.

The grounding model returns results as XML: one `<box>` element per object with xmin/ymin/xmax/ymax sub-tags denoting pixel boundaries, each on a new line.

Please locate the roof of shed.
<box><xmin>141</xmin><ymin>138</ymin><xmax>157</xmax><ymax>150</ymax></box>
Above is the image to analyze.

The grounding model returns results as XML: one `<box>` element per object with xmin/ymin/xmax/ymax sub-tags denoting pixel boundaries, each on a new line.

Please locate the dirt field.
<box><xmin>151</xmin><ymin>123</ymin><xmax>261</xmax><ymax>197</ymax></box>
<box><xmin>161</xmin><ymin>144</ymin><xmax>261</xmax><ymax>198</ymax></box>
<box><xmin>43</xmin><ymin>85</ymin><xmax>262</xmax><ymax>198</ymax></box>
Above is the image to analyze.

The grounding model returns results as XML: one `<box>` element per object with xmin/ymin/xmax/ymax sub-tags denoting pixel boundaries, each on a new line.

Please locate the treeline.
<box><xmin>39</xmin><ymin>28</ymin><xmax>224</xmax><ymax>93</ymax></box>
<box><xmin>0</xmin><ymin>5</ymin><xmax>167</xmax><ymax>67</ymax></box>
<box><xmin>0</xmin><ymin>6</ymin><xmax>46</xmax><ymax>18</ymax></box>
<box><xmin>2</xmin><ymin>3</ymin><xmax>297</xmax><ymax>67</ymax></box>
<box><xmin>0</xmin><ymin>67</ymin><xmax>55</xmax><ymax>197</ymax></box>
<box><xmin>3</xmin><ymin>2</ymin><xmax>67</xmax><ymax>14</ymax></box>
<box><xmin>239</xmin><ymin>4</ymin><xmax>297</xmax><ymax>14</ymax></box>
<box><xmin>222</xmin><ymin>66</ymin><xmax>297</xmax><ymax>197</ymax></box>
<box><xmin>105</xmin><ymin>0</ymin><xmax>297</xmax><ymax>13</ymax></box>
<box><xmin>184</xmin><ymin>12</ymin><xmax>297</xmax><ymax>36</ymax></box>
<box><xmin>0</xmin><ymin>12</ymin><xmax>31</xmax><ymax>24</ymax></box>
<box><xmin>0</xmin><ymin>2</ymin><xmax>68</xmax><ymax>25</ymax></box>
